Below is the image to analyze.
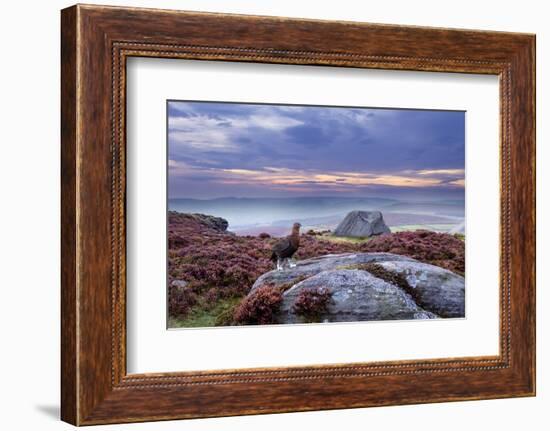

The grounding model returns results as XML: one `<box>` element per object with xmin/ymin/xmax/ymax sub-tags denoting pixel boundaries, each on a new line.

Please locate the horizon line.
<box><xmin>168</xmin><ymin>195</ymin><xmax>465</xmax><ymax>201</ymax></box>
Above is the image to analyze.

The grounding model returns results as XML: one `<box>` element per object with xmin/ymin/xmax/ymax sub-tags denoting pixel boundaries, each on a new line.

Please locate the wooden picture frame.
<box><xmin>61</xmin><ymin>4</ymin><xmax>535</xmax><ymax>425</ymax></box>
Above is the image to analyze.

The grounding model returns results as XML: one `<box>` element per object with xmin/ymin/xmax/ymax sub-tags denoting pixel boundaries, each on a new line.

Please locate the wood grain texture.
<box><xmin>60</xmin><ymin>4</ymin><xmax>536</xmax><ymax>425</ymax></box>
<box><xmin>60</xmin><ymin>5</ymin><xmax>78</xmax><ymax>425</ymax></box>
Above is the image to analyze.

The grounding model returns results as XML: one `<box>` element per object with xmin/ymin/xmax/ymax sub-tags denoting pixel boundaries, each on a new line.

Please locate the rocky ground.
<box><xmin>168</xmin><ymin>212</ymin><xmax>465</xmax><ymax>328</ymax></box>
<box><xmin>249</xmin><ymin>253</ymin><xmax>464</xmax><ymax>324</ymax></box>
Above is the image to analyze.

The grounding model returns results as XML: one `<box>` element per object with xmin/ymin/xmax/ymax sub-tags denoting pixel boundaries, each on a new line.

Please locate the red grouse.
<box><xmin>271</xmin><ymin>222</ymin><xmax>301</xmax><ymax>270</ymax></box>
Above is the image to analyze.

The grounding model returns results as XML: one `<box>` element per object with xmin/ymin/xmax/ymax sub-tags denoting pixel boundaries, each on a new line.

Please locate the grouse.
<box><xmin>271</xmin><ymin>222</ymin><xmax>301</xmax><ymax>270</ymax></box>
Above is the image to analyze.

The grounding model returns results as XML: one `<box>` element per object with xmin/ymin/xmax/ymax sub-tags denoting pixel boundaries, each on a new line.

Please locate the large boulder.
<box><xmin>376</xmin><ymin>260</ymin><xmax>465</xmax><ymax>318</ymax></box>
<box><xmin>277</xmin><ymin>270</ymin><xmax>436</xmax><ymax>323</ymax></box>
<box><xmin>250</xmin><ymin>252</ymin><xmax>414</xmax><ymax>294</ymax></box>
<box><xmin>334</xmin><ymin>210</ymin><xmax>391</xmax><ymax>237</ymax></box>
<box><xmin>247</xmin><ymin>252</ymin><xmax>464</xmax><ymax>324</ymax></box>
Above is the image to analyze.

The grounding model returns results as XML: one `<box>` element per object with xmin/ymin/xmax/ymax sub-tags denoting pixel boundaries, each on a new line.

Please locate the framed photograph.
<box><xmin>164</xmin><ymin>100</ymin><xmax>466</xmax><ymax>330</ymax></box>
<box><xmin>61</xmin><ymin>4</ymin><xmax>535</xmax><ymax>425</ymax></box>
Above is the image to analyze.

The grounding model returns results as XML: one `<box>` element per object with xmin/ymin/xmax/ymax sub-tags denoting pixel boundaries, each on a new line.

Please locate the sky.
<box><xmin>168</xmin><ymin>101</ymin><xmax>465</xmax><ymax>200</ymax></box>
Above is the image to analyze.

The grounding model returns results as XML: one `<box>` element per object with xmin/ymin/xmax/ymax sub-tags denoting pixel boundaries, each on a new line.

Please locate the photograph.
<box><xmin>51</xmin><ymin>3</ymin><xmax>537</xmax><ymax>426</ymax></box>
<box><xmin>167</xmin><ymin>101</ymin><xmax>466</xmax><ymax>328</ymax></box>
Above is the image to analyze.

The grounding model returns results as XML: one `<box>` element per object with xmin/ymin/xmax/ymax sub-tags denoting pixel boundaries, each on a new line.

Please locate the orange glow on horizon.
<box><xmin>216</xmin><ymin>167</ymin><xmax>464</xmax><ymax>189</ymax></box>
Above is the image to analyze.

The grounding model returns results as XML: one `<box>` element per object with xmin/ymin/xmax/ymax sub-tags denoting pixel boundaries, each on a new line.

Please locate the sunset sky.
<box><xmin>167</xmin><ymin>101</ymin><xmax>465</xmax><ymax>199</ymax></box>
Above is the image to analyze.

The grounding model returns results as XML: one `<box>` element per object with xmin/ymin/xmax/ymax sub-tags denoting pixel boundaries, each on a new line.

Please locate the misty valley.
<box><xmin>168</xmin><ymin>196</ymin><xmax>465</xmax><ymax>237</ymax></box>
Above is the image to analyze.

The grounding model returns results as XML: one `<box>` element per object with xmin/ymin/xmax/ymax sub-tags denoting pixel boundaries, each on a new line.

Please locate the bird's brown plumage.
<box><xmin>271</xmin><ymin>223</ymin><xmax>301</xmax><ymax>265</ymax></box>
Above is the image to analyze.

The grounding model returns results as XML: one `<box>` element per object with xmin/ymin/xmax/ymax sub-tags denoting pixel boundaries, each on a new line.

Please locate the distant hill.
<box><xmin>169</xmin><ymin>196</ymin><xmax>464</xmax><ymax>235</ymax></box>
<box><xmin>382</xmin><ymin>200</ymin><xmax>465</xmax><ymax>217</ymax></box>
<box><xmin>169</xmin><ymin>196</ymin><xmax>399</xmax><ymax>227</ymax></box>
<box><xmin>232</xmin><ymin>212</ymin><xmax>460</xmax><ymax>237</ymax></box>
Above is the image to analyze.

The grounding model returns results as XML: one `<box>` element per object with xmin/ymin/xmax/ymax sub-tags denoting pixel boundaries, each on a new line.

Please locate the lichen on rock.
<box><xmin>245</xmin><ymin>252</ymin><xmax>464</xmax><ymax>324</ymax></box>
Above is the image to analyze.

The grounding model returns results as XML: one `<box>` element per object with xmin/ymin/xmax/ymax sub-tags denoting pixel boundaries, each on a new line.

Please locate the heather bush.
<box><xmin>292</xmin><ymin>288</ymin><xmax>332</xmax><ymax>322</ymax></box>
<box><xmin>361</xmin><ymin>230</ymin><xmax>465</xmax><ymax>275</ymax></box>
<box><xmin>168</xmin><ymin>212</ymin><xmax>274</xmax><ymax>320</ymax></box>
<box><xmin>258</xmin><ymin>232</ymin><xmax>271</xmax><ymax>239</ymax></box>
<box><xmin>203</xmin><ymin>287</ymin><xmax>219</xmax><ymax>305</ymax></box>
<box><xmin>233</xmin><ymin>285</ymin><xmax>283</xmax><ymax>325</ymax></box>
<box><xmin>295</xmin><ymin>234</ymin><xmax>356</xmax><ymax>260</ymax></box>
<box><xmin>168</xmin><ymin>284</ymin><xmax>198</xmax><ymax>318</ymax></box>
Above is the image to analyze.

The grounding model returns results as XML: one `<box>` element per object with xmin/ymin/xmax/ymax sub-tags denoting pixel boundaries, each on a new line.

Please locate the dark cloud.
<box><xmin>285</xmin><ymin>124</ymin><xmax>328</xmax><ymax>148</ymax></box>
<box><xmin>167</xmin><ymin>101</ymin><xmax>465</xmax><ymax>198</ymax></box>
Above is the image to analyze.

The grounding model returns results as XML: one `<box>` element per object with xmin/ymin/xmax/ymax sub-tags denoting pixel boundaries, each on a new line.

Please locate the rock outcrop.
<box><xmin>248</xmin><ymin>252</ymin><xmax>464</xmax><ymax>324</ymax></box>
<box><xmin>375</xmin><ymin>260</ymin><xmax>465</xmax><ymax>318</ymax></box>
<box><xmin>333</xmin><ymin>210</ymin><xmax>391</xmax><ymax>237</ymax></box>
<box><xmin>278</xmin><ymin>270</ymin><xmax>436</xmax><ymax>323</ymax></box>
<box><xmin>193</xmin><ymin>213</ymin><xmax>229</xmax><ymax>232</ymax></box>
<box><xmin>169</xmin><ymin>211</ymin><xmax>229</xmax><ymax>232</ymax></box>
<box><xmin>250</xmin><ymin>252</ymin><xmax>414</xmax><ymax>294</ymax></box>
